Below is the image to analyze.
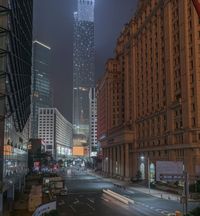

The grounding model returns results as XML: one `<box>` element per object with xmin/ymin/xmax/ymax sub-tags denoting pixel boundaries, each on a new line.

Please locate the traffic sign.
<box><xmin>160</xmin><ymin>173</ymin><xmax>185</xmax><ymax>181</ymax></box>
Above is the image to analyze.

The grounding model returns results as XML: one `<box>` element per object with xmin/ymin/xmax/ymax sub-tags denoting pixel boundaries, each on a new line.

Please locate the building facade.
<box><xmin>38</xmin><ymin>108</ymin><xmax>73</xmax><ymax>160</ymax></box>
<box><xmin>97</xmin><ymin>0</ymin><xmax>200</xmax><ymax>180</ymax></box>
<box><xmin>0</xmin><ymin>0</ymin><xmax>33</xmax><ymax>212</ymax></box>
<box><xmin>31</xmin><ymin>40</ymin><xmax>51</xmax><ymax>139</ymax></box>
<box><xmin>97</xmin><ymin>57</ymin><xmax>134</xmax><ymax>179</ymax></box>
<box><xmin>89</xmin><ymin>88</ymin><xmax>98</xmax><ymax>157</ymax></box>
<box><xmin>73</xmin><ymin>0</ymin><xmax>95</xmax><ymax>146</ymax></box>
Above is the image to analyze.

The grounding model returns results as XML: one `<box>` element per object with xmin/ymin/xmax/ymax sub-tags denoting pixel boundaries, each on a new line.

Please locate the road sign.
<box><xmin>160</xmin><ymin>173</ymin><xmax>185</xmax><ymax>181</ymax></box>
<box><xmin>156</xmin><ymin>161</ymin><xmax>183</xmax><ymax>181</ymax></box>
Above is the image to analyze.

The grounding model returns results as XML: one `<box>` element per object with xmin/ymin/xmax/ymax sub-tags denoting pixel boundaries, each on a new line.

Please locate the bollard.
<box><xmin>175</xmin><ymin>211</ymin><xmax>181</xmax><ymax>216</ymax></box>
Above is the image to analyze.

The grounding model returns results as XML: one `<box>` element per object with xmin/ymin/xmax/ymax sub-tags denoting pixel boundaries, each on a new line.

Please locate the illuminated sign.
<box><xmin>4</xmin><ymin>145</ymin><xmax>13</xmax><ymax>156</ymax></box>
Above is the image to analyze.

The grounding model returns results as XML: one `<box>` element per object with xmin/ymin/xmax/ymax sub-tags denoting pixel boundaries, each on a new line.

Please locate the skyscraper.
<box><xmin>0</xmin><ymin>0</ymin><xmax>33</xmax><ymax>212</ymax></box>
<box><xmin>89</xmin><ymin>88</ymin><xmax>98</xmax><ymax>157</ymax></box>
<box><xmin>31</xmin><ymin>40</ymin><xmax>51</xmax><ymax>138</ymax></box>
<box><xmin>73</xmin><ymin>0</ymin><xmax>95</xmax><ymax>147</ymax></box>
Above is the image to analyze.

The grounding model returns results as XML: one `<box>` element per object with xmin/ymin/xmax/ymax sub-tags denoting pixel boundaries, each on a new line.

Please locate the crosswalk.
<box><xmin>136</xmin><ymin>201</ymin><xmax>173</xmax><ymax>216</ymax></box>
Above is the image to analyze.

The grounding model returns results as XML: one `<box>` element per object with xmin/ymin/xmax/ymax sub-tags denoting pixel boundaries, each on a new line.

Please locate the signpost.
<box><xmin>160</xmin><ymin>172</ymin><xmax>189</xmax><ymax>215</ymax></box>
<box><xmin>156</xmin><ymin>161</ymin><xmax>183</xmax><ymax>181</ymax></box>
<box><xmin>159</xmin><ymin>173</ymin><xmax>185</xmax><ymax>181</ymax></box>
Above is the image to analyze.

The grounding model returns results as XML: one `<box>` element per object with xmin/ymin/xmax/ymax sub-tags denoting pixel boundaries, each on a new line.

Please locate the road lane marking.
<box><xmin>136</xmin><ymin>201</ymin><xmax>172</xmax><ymax>216</ymax></box>
<box><xmin>87</xmin><ymin>203</ymin><xmax>95</xmax><ymax>211</ymax></box>
<box><xmin>87</xmin><ymin>198</ymin><xmax>95</xmax><ymax>203</ymax></box>
<box><xmin>161</xmin><ymin>210</ymin><xmax>170</xmax><ymax>215</ymax></box>
<box><xmin>156</xmin><ymin>208</ymin><xmax>163</xmax><ymax>212</ymax></box>
<box><xmin>69</xmin><ymin>205</ymin><xmax>76</xmax><ymax>213</ymax></box>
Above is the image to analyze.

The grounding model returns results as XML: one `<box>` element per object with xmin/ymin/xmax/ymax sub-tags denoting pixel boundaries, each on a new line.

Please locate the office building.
<box><xmin>0</xmin><ymin>0</ymin><xmax>33</xmax><ymax>212</ymax></box>
<box><xmin>31</xmin><ymin>40</ymin><xmax>51</xmax><ymax>139</ymax></box>
<box><xmin>97</xmin><ymin>0</ymin><xmax>200</xmax><ymax>180</ymax></box>
<box><xmin>38</xmin><ymin>108</ymin><xmax>73</xmax><ymax>160</ymax></box>
<box><xmin>73</xmin><ymin>0</ymin><xmax>95</xmax><ymax>146</ymax></box>
<box><xmin>89</xmin><ymin>88</ymin><xmax>98</xmax><ymax>157</ymax></box>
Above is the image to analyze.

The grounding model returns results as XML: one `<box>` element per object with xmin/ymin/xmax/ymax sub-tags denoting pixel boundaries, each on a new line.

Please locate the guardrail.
<box><xmin>32</xmin><ymin>201</ymin><xmax>56</xmax><ymax>216</ymax></box>
<box><xmin>103</xmin><ymin>189</ymin><xmax>134</xmax><ymax>205</ymax></box>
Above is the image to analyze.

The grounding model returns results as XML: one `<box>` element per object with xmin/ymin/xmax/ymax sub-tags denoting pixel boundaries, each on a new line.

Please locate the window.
<box><xmin>46</xmin><ymin>145</ymin><xmax>52</xmax><ymax>150</ymax></box>
<box><xmin>192</xmin><ymin>117</ymin><xmax>196</xmax><ymax>127</ymax></box>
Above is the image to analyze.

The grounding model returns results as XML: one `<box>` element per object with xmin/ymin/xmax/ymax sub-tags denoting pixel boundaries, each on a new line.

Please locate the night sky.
<box><xmin>33</xmin><ymin>0</ymin><xmax>137</xmax><ymax>122</ymax></box>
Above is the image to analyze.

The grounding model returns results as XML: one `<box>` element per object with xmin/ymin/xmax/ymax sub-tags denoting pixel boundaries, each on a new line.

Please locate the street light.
<box><xmin>140</xmin><ymin>155</ymin><xmax>150</xmax><ymax>194</ymax></box>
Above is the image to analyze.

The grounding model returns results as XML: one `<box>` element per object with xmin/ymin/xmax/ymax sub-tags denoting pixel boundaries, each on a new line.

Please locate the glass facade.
<box><xmin>73</xmin><ymin>0</ymin><xmax>95</xmax><ymax>142</ymax></box>
<box><xmin>0</xmin><ymin>0</ymin><xmax>33</xmax><ymax>198</ymax></box>
<box><xmin>31</xmin><ymin>40</ymin><xmax>51</xmax><ymax>138</ymax></box>
<box><xmin>3</xmin><ymin>117</ymin><xmax>29</xmax><ymax>190</ymax></box>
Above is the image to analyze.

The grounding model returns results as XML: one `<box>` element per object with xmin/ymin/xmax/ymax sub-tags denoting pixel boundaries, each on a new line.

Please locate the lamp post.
<box><xmin>140</xmin><ymin>155</ymin><xmax>150</xmax><ymax>194</ymax></box>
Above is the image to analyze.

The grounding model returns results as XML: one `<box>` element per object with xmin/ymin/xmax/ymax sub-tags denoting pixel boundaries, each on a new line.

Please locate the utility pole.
<box><xmin>181</xmin><ymin>171</ymin><xmax>189</xmax><ymax>215</ymax></box>
<box><xmin>184</xmin><ymin>171</ymin><xmax>189</xmax><ymax>215</ymax></box>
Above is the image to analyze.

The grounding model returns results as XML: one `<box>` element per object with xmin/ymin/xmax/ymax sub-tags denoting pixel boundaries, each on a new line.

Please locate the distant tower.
<box><xmin>73</xmin><ymin>0</ymin><xmax>95</xmax><ymax>147</ymax></box>
<box><xmin>31</xmin><ymin>40</ymin><xmax>52</xmax><ymax>138</ymax></box>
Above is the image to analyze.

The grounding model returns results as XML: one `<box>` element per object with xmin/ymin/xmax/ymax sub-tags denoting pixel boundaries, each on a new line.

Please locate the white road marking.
<box><xmin>73</xmin><ymin>198</ymin><xmax>79</xmax><ymax>204</ymax></box>
<box><xmin>87</xmin><ymin>203</ymin><xmax>95</xmax><ymax>211</ymax></box>
<box><xmin>156</xmin><ymin>208</ymin><xmax>163</xmax><ymax>212</ymax></box>
<box><xmin>69</xmin><ymin>205</ymin><xmax>76</xmax><ymax>213</ymax></box>
<box><xmin>161</xmin><ymin>210</ymin><xmax>170</xmax><ymax>215</ymax></box>
<box><xmin>136</xmin><ymin>201</ymin><xmax>172</xmax><ymax>216</ymax></box>
<box><xmin>87</xmin><ymin>198</ymin><xmax>95</xmax><ymax>203</ymax></box>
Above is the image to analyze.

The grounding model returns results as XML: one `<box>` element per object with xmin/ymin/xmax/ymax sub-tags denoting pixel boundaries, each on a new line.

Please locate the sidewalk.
<box><xmin>89</xmin><ymin>170</ymin><xmax>182</xmax><ymax>202</ymax></box>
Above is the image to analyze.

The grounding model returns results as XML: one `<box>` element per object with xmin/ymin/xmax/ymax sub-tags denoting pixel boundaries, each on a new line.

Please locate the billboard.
<box><xmin>34</xmin><ymin>161</ymin><xmax>40</xmax><ymax>171</ymax></box>
<box><xmin>4</xmin><ymin>145</ymin><xmax>13</xmax><ymax>156</ymax></box>
<box><xmin>73</xmin><ymin>146</ymin><xmax>87</xmax><ymax>156</ymax></box>
<box><xmin>156</xmin><ymin>161</ymin><xmax>183</xmax><ymax>181</ymax></box>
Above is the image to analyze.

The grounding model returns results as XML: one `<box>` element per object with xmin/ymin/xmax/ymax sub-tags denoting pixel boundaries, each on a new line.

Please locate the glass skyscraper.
<box><xmin>31</xmin><ymin>40</ymin><xmax>52</xmax><ymax>138</ymax></box>
<box><xmin>0</xmin><ymin>0</ymin><xmax>33</xmax><ymax>212</ymax></box>
<box><xmin>73</xmin><ymin>0</ymin><xmax>95</xmax><ymax>146</ymax></box>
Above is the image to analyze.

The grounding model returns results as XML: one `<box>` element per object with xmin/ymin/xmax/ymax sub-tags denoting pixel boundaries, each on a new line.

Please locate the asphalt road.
<box><xmin>57</xmin><ymin>167</ymin><xmax>199</xmax><ymax>216</ymax></box>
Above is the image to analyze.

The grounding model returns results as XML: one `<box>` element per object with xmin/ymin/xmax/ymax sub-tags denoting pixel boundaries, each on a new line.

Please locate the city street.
<box><xmin>57</xmin><ymin>167</ymin><xmax>200</xmax><ymax>216</ymax></box>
